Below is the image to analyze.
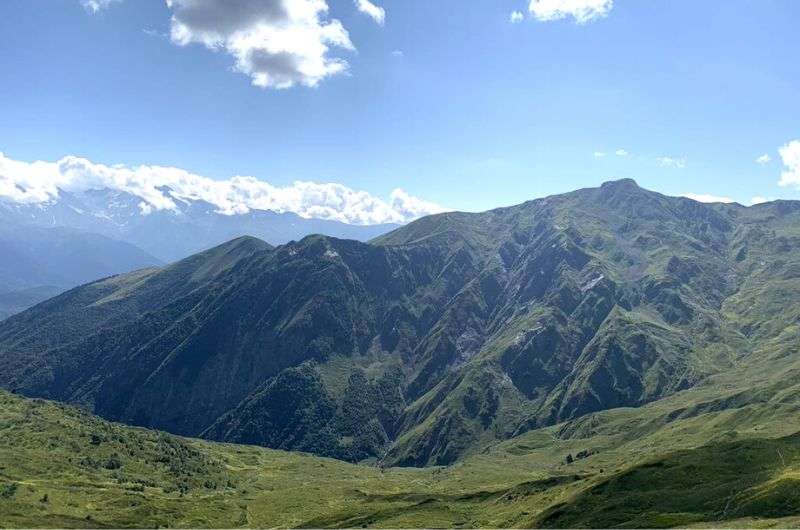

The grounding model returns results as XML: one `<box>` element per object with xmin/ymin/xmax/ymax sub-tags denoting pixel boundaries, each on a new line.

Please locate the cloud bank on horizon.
<box><xmin>0</xmin><ymin>152</ymin><xmax>445</xmax><ymax>225</ymax></box>
<box><xmin>682</xmin><ymin>193</ymin><xmax>735</xmax><ymax>204</ymax></box>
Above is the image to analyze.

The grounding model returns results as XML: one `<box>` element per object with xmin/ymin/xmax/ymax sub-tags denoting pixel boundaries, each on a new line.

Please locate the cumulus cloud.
<box><xmin>657</xmin><ymin>156</ymin><xmax>686</xmax><ymax>169</ymax></box>
<box><xmin>166</xmin><ymin>0</ymin><xmax>354</xmax><ymax>89</ymax></box>
<box><xmin>354</xmin><ymin>0</ymin><xmax>385</xmax><ymax>25</ymax></box>
<box><xmin>0</xmin><ymin>152</ymin><xmax>446</xmax><ymax>225</ymax></box>
<box><xmin>388</xmin><ymin>189</ymin><xmax>445</xmax><ymax>221</ymax></box>
<box><xmin>510</xmin><ymin>11</ymin><xmax>525</xmax><ymax>23</ymax></box>
<box><xmin>682</xmin><ymin>193</ymin><xmax>735</xmax><ymax>204</ymax></box>
<box><xmin>529</xmin><ymin>0</ymin><xmax>613</xmax><ymax>24</ymax></box>
<box><xmin>81</xmin><ymin>0</ymin><xmax>121</xmax><ymax>13</ymax></box>
<box><xmin>778</xmin><ymin>140</ymin><xmax>800</xmax><ymax>188</ymax></box>
<box><xmin>755</xmin><ymin>154</ymin><xmax>771</xmax><ymax>165</ymax></box>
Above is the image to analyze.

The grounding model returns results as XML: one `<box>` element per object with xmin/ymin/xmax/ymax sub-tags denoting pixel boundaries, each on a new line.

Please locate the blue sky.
<box><xmin>1</xmin><ymin>0</ymin><xmax>799</xmax><ymax>220</ymax></box>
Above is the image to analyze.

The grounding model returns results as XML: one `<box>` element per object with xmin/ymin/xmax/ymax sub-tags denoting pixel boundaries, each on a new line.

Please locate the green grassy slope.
<box><xmin>2</xmin><ymin>389</ymin><xmax>800</xmax><ymax>528</ymax></box>
<box><xmin>536</xmin><ymin>434</ymin><xmax>800</xmax><ymax>528</ymax></box>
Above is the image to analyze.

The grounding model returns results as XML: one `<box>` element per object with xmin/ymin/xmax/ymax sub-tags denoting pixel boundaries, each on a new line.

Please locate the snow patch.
<box><xmin>581</xmin><ymin>274</ymin><xmax>605</xmax><ymax>292</ymax></box>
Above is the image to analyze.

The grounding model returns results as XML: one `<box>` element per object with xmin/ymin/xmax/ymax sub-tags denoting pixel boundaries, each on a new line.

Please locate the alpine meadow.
<box><xmin>1</xmin><ymin>0</ymin><xmax>800</xmax><ymax>528</ymax></box>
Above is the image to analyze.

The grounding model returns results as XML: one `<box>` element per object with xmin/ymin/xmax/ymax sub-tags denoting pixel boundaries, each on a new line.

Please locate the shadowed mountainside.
<box><xmin>1</xmin><ymin>179</ymin><xmax>799</xmax><ymax>467</ymax></box>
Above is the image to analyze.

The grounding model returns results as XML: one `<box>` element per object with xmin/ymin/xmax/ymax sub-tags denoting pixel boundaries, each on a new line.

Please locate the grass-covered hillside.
<box><xmin>2</xmin><ymin>388</ymin><xmax>800</xmax><ymax>528</ymax></box>
<box><xmin>1</xmin><ymin>180</ymin><xmax>800</xmax><ymax>469</ymax></box>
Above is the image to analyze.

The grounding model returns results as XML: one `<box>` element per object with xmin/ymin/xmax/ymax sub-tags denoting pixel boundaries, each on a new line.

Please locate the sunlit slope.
<box><xmin>2</xmin><ymin>382</ymin><xmax>800</xmax><ymax>528</ymax></box>
<box><xmin>1</xmin><ymin>179</ymin><xmax>799</xmax><ymax>467</ymax></box>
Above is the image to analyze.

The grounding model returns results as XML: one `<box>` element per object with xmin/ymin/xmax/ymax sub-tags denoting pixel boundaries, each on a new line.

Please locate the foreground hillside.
<box><xmin>1</xmin><ymin>179</ymin><xmax>800</xmax><ymax>467</ymax></box>
<box><xmin>1</xmin><ymin>390</ymin><xmax>799</xmax><ymax>528</ymax></box>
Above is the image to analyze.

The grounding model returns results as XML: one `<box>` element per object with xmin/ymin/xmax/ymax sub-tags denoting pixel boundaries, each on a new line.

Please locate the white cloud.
<box><xmin>391</xmin><ymin>50</ymin><xmax>404</xmax><ymax>57</ymax></box>
<box><xmin>81</xmin><ymin>0</ymin><xmax>121</xmax><ymax>13</ymax></box>
<box><xmin>755</xmin><ymin>154</ymin><xmax>771</xmax><ymax>165</ymax></box>
<box><xmin>510</xmin><ymin>11</ymin><xmax>525</xmax><ymax>23</ymax></box>
<box><xmin>778</xmin><ymin>140</ymin><xmax>800</xmax><ymax>188</ymax></box>
<box><xmin>593</xmin><ymin>151</ymin><xmax>606</xmax><ymax>158</ymax></box>
<box><xmin>0</xmin><ymin>152</ymin><xmax>446</xmax><ymax>225</ymax></box>
<box><xmin>166</xmin><ymin>0</ymin><xmax>354</xmax><ymax>89</ymax></box>
<box><xmin>529</xmin><ymin>0</ymin><xmax>613</xmax><ymax>24</ymax></box>
<box><xmin>682</xmin><ymin>193</ymin><xmax>735</xmax><ymax>204</ymax></box>
<box><xmin>388</xmin><ymin>189</ymin><xmax>445</xmax><ymax>222</ymax></box>
<box><xmin>750</xmin><ymin>196</ymin><xmax>773</xmax><ymax>205</ymax></box>
<box><xmin>615</xmin><ymin>149</ymin><xmax>628</xmax><ymax>156</ymax></box>
<box><xmin>354</xmin><ymin>0</ymin><xmax>385</xmax><ymax>25</ymax></box>
<box><xmin>657</xmin><ymin>156</ymin><xmax>687</xmax><ymax>169</ymax></box>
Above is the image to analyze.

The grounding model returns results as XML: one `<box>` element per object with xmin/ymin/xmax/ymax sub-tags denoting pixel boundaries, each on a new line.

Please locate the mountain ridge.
<box><xmin>1</xmin><ymin>179</ymin><xmax>799</xmax><ymax>467</ymax></box>
<box><xmin>0</xmin><ymin>223</ymin><xmax>163</xmax><ymax>319</ymax></box>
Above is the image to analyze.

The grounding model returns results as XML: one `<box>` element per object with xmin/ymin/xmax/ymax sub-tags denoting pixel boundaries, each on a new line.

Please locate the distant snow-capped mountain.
<box><xmin>0</xmin><ymin>188</ymin><xmax>400</xmax><ymax>262</ymax></box>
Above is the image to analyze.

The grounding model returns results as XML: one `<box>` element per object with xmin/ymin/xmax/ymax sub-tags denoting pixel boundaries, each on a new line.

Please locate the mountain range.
<box><xmin>0</xmin><ymin>223</ymin><xmax>162</xmax><ymax>319</ymax></box>
<box><xmin>0</xmin><ymin>187</ymin><xmax>398</xmax><ymax>262</ymax></box>
<box><xmin>0</xmin><ymin>178</ymin><xmax>798</xmax><ymax>470</ymax></box>
<box><xmin>0</xmin><ymin>187</ymin><xmax>398</xmax><ymax>319</ymax></box>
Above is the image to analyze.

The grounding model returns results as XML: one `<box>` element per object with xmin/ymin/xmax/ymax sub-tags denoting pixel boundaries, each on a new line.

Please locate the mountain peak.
<box><xmin>202</xmin><ymin>235</ymin><xmax>272</xmax><ymax>258</ymax></box>
<box><xmin>595</xmin><ymin>178</ymin><xmax>651</xmax><ymax>206</ymax></box>
<box><xmin>600</xmin><ymin>178</ymin><xmax>640</xmax><ymax>190</ymax></box>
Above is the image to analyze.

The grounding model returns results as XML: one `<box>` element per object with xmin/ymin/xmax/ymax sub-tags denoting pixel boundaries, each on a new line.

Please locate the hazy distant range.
<box><xmin>0</xmin><ymin>187</ymin><xmax>398</xmax><ymax>318</ymax></box>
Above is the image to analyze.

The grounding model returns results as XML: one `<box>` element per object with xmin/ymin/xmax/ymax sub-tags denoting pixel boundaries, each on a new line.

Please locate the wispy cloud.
<box><xmin>528</xmin><ymin>0</ymin><xmax>613</xmax><ymax>24</ymax></box>
<box><xmin>0</xmin><ymin>152</ymin><xmax>446</xmax><ymax>225</ymax></box>
<box><xmin>80</xmin><ymin>0</ymin><xmax>121</xmax><ymax>13</ymax></box>
<box><xmin>142</xmin><ymin>28</ymin><xmax>166</xmax><ymax>38</ymax></box>
<box><xmin>657</xmin><ymin>156</ymin><xmax>687</xmax><ymax>169</ymax></box>
<box><xmin>755</xmin><ymin>153</ymin><xmax>772</xmax><ymax>165</ymax></box>
<box><xmin>510</xmin><ymin>11</ymin><xmax>525</xmax><ymax>23</ymax></box>
<box><xmin>354</xmin><ymin>0</ymin><xmax>385</xmax><ymax>26</ymax></box>
<box><xmin>594</xmin><ymin>149</ymin><xmax>627</xmax><ymax>158</ymax></box>
<box><xmin>750</xmin><ymin>196</ymin><xmax>774</xmax><ymax>205</ymax></box>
